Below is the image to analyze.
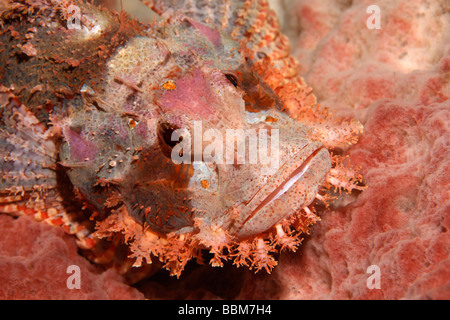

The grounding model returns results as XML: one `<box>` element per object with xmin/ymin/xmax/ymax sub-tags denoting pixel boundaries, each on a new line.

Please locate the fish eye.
<box><xmin>157</xmin><ymin>122</ymin><xmax>185</xmax><ymax>160</ymax></box>
<box><xmin>225</xmin><ymin>73</ymin><xmax>240</xmax><ymax>88</ymax></box>
<box><xmin>159</xmin><ymin>122</ymin><xmax>182</xmax><ymax>147</ymax></box>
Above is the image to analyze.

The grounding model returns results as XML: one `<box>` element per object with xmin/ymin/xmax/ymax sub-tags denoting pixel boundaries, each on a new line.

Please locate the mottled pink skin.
<box><xmin>158</xmin><ymin>68</ymin><xmax>215</xmax><ymax>117</ymax></box>
<box><xmin>62</xmin><ymin>127</ymin><xmax>97</xmax><ymax>162</ymax></box>
<box><xmin>186</xmin><ymin>18</ymin><xmax>223</xmax><ymax>49</ymax></box>
<box><xmin>0</xmin><ymin>215</ymin><xmax>144</xmax><ymax>299</ymax></box>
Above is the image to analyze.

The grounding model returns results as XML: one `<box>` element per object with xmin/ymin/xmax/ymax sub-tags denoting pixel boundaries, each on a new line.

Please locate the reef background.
<box><xmin>0</xmin><ymin>0</ymin><xmax>449</xmax><ymax>299</ymax></box>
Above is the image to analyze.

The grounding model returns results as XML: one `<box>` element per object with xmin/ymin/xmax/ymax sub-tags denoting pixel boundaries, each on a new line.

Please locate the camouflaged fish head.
<box><xmin>0</xmin><ymin>0</ymin><xmax>365</xmax><ymax>277</ymax></box>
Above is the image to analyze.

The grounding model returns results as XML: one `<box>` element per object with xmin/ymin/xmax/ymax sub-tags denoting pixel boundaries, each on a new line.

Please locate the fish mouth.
<box><xmin>246</xmin><ymin>146</ymin><xmax>326</xmax><ymax>219</ymax></box>
<box><xmin>233</xmin><ymin>142</ymin><xmax>331</xmax><ymax>239</ymax></box>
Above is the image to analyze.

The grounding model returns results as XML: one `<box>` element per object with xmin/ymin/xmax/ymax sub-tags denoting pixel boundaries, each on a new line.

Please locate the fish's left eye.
<box><xmin>225</xmin><ymin>73</ymin><xmax>240</xmax><ymax>88</ymax></box>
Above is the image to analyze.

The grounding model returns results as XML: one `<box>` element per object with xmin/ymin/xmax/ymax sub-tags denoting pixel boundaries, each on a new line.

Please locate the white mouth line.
<box><xmin>240</xmin><ymin>146</ymin><xmax>325</xmax><ymax>227</ymax></box>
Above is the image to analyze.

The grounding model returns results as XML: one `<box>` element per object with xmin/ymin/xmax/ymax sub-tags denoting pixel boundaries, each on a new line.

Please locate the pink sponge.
<box><xmin>0</xmin><ymin>215</ymin><xmax>143</xmax><ymax>299</ymax></box>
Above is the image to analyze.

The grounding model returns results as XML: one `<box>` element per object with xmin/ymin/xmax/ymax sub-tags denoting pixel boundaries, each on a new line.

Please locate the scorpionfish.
<box><xmin>0</xmin><ymin>0</ymin><xmax>364</xmax><ymax>279</ymax></box>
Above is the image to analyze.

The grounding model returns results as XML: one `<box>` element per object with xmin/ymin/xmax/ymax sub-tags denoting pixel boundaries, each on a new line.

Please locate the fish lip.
<box><xmin>245</xmin><ymin>145</ymin><xmax>325</xmax><ymax>222</ymax></box>
<box><xmin>232</xmin><ymin>143</ymin><xmax>328</xmax><ymax>238</ymax></box>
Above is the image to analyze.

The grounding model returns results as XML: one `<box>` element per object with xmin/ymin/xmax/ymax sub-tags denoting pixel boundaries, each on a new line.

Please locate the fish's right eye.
<box><xmin>160</xmin><ymin>123</ymin><xmax>180</xmax><ymax>147</ymax></box>
<box><xmin>158</xmin><ymin>122</ymin><xmax>183</xmax><ymax>158</ymax></box>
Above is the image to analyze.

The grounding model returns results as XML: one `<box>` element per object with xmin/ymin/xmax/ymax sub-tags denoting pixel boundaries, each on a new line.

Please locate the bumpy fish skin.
<box><xmin>0</xmin><ymin>0</ymin><xmax>364</xmax><ymax>278</ymax></box>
